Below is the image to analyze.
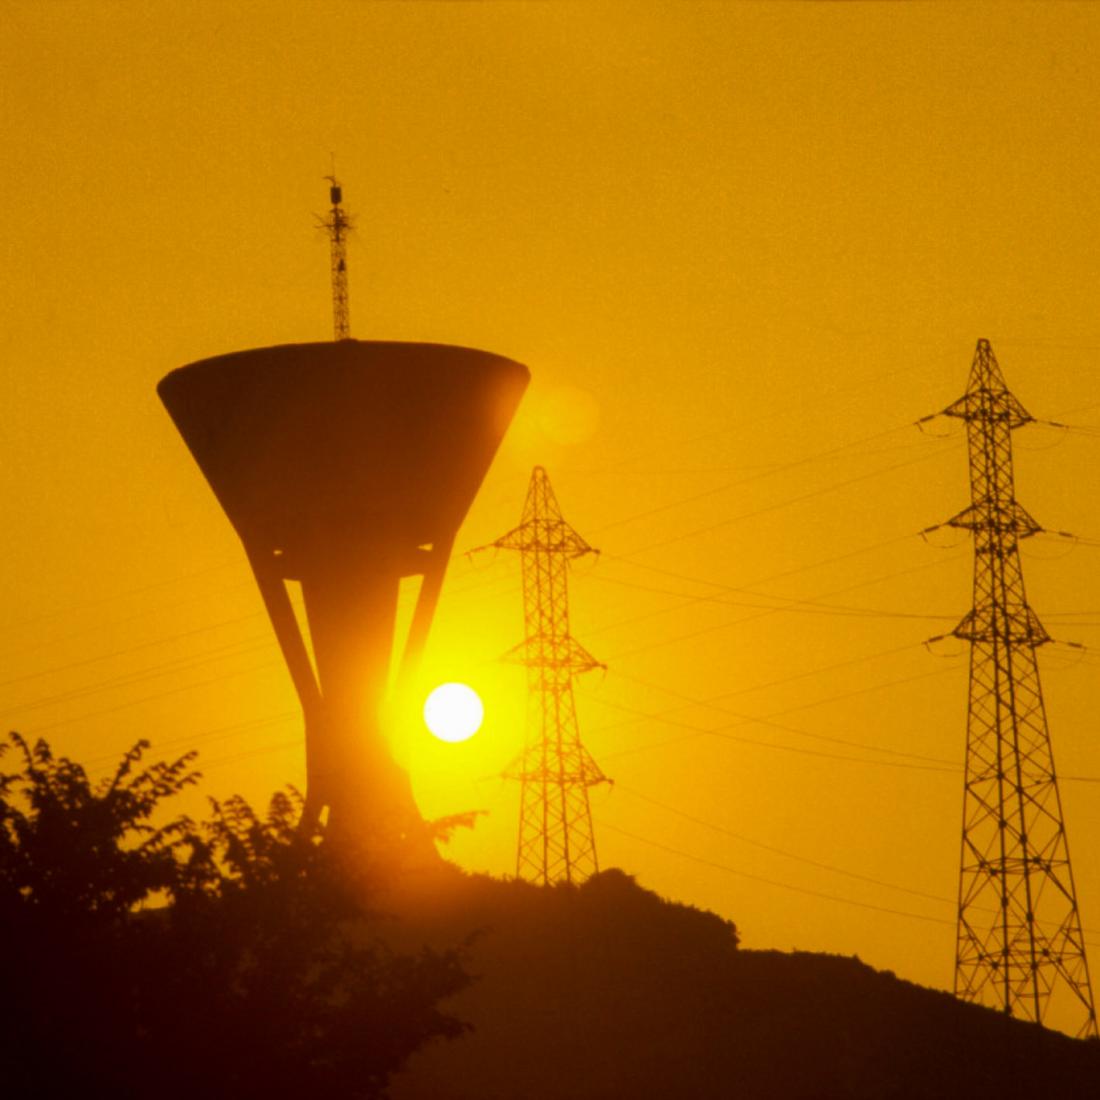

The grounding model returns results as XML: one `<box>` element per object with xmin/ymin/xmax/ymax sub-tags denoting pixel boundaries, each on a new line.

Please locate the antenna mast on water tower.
<box><xmin>320</xmin><ymin>168</ymin><xmax>352</xmax><ymax>340</ymax></box>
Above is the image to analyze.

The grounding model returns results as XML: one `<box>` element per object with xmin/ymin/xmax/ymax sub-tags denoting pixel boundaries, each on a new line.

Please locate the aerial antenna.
<box><xmin>320</xmin><ymin>158</ymin><xmax>352</xmax><ymax>340</ymax></box>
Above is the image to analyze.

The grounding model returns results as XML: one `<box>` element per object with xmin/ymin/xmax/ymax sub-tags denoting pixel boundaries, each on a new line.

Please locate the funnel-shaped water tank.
<box><xmin>159</xmin><ymin>340</ymin><xmax>529</xmax><ymax>849</ymax></box>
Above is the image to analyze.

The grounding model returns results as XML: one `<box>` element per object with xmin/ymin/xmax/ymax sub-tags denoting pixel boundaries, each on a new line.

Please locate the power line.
<box><xmin>0</xmin><ymin>420</ymin><xmax>969</xmax><ymax>713</ymax></box>
<box><xmin>601</xmin><ymin>821</ymin><xmax>955</xmax><ymax>927</ymax></box>
<box><xmin>83</xmin><ymin>710</ymin><xmax>298</xmax><ymax>774</ymax></box>
<box><xmin>585</xmin><ymin>569</ymin><xmax>957</xmax><ymax>623</ymax></box>
<box><xmin>585</xmin><ymin>680</ymin><xmax>959</xmax><ymax>775</ymax></box>
<box><xmin>610</xmin><ymin>785</ymin><xmax>1100</xmax><ymax>947</ymax></box>
<box><xmin>1</xmin><ymin>634</ymin><xmax>276</xmax><ymax>721</ymax></box>
<box><xmin>598</xmin><ymin>340</ymin><xmax>964</xmax><ymax>476</ymax></box>
<box><xmin>602</xmin><ymin>666</ymin><xmax>960</xmax><ymax>766</ymax></box>
<box><xmin>24</xmin><ymin>658</ymin><xmax>284</xmax><ymax>736</ymax></box>
<box><xmin>0</xmin><ymin>610</ymin><xmax>269</xmax><ymax>694</ymax></box>
<box><xmin>603</xmin><ymin>553</ymin><xmax>967</xmax><ymax>663</ymax></box>
<box><xmin>632</xmin><ymin>640</ymin><xmax>922</xmax><ymax>708</ymax></box>
<box><xmin>615</xmin><ymin>784</ymin><xmax>957</xmax><ymax>905</ymax></box>
<box><xmin>579</xmin><ymin>530</ymin><xmax>931</xmax><ymax>644</ymax></box>
<box><xmin>612</xmin><ymin>444</ymin><xmax>958</xmax><ymax>561</ymax></box>
<box><xmin>593</xmin><ymin>420</ymin><xmax>928</xmax><ymax>535</ymax></box>
<box><xmin>0</xmin><ymin>557</ymin><xmax>243</xmax><ymax>645</ymax></box>
<box><xmin>0</xmin><ymin>573</ymin><xmax>260</xmax><ymax>666</ymax></box>
<box><xmin>0</xmin><ymin>555</ymin><xmax>519</xmax><ymax>721</ymax></box>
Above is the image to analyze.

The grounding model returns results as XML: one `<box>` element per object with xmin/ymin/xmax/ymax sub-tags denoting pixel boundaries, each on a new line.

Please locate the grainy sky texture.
<box><xmin>4</xmin><ymin>1</ymin><xmax>1100</xmax><ymax>1034</ymax></box>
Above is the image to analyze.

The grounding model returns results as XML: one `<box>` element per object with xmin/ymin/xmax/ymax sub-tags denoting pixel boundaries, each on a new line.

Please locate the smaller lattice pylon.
<box><xmin>484</xmin><ymin>466</ymin><xmax>610</xmax><ymax>884</ymax></box>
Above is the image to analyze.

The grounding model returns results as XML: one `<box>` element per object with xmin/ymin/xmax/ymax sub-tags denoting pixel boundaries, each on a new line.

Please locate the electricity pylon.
<box><xmin>924</xmin><ymin>338</ymin><xmax>1096</xmax><ymax>1037</ymax></box>
<box><xmin>487</xmin><ymin>466</ymin><xmax>609</xmax><ymax>884</ymax></box>
<box><xmin>320</xmin><ymin>172</ymin><xmax>352</xmax><ymax>340</ymax></box>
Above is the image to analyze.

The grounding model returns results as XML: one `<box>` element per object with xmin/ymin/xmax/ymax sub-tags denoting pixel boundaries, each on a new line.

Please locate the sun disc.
<box><xmin>424</xmin><ymin>682</ymin><xmax>484</xmax><ymax>743</ymax></box>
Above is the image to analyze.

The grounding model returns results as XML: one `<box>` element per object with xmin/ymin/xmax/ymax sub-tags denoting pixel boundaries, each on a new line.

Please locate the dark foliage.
<box><xmin>0</xmin><ymin>732</ymin><xmax>199</xmax><ymax>924</ymax></box>
<box><xmin>0</xmin><ymin>733</ymin><xmax>468</xmax><ymax>1100</ymax></box>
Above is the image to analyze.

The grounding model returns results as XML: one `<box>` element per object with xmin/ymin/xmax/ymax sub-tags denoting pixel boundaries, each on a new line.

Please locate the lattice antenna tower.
<box><xmin>923</xmin><ymin>338</ymin><xmax>1096</xmax><ymax>1037</ymax></box>
<box><xmin>319</xmin><ymin>169</ymin><xmax>352</xmax><ymax>340</ymax></box>
<box><xmin>487</xmin><ymin>466</ymin><xmax>609</xmax><ymax>884</ymax></box>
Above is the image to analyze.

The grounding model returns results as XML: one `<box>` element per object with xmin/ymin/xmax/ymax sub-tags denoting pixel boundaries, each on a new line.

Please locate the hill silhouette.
<box><xmin>384</xmin><ymin>866</ymin><xmax>1100</xmax><ymax>1100</ymax></box>
<box><xmin>4</xmin><ymin>731</ymin><xmax>1097</xmax><ymax>1097</ymax></box>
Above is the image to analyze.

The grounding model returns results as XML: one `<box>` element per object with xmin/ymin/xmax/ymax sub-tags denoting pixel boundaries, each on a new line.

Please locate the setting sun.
<box><xmin>423</xmin><ymin>683</ymin><xmax>484</xmax><ymax>743</ymax></box>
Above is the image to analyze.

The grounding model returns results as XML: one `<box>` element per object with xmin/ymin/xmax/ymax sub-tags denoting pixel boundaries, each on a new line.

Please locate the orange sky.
<box><xmin>5</xmin><ymin>1</ymin><xmax>1100</xmax><ymax>1035</ymax></box>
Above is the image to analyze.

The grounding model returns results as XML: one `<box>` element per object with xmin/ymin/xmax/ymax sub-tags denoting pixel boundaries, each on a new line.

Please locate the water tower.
<box><xmin>159</xmin><ymin>339</ymin><xmax>528</xmax><ymax>853</ymax></box>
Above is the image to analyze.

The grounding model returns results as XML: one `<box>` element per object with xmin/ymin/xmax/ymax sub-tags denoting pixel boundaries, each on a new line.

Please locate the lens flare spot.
<box><xmin>423</xmin><ymin>682</ymin><xmax>484</xmax><ymax>743</ymax></box>
<box><xmin>539</xmin><ymin>385</ymin><xmax>601</xmax><ymax>446</ymax></box>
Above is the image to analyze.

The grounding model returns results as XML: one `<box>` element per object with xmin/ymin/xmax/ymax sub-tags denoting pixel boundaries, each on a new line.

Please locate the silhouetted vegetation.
<box><xmin>5</xmin><ymin>732</ymin><xmax>1099</xmax><ymax>1098</ymax></box>
<box><xmin>0</xmin><ymin>733</ymin><xmax>468</xmax><ymax>1099</ymax></box>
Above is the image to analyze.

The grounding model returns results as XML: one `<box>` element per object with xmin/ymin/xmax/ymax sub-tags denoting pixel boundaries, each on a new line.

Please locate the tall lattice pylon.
<box><xmin>924</xmin><ymin>338</ymin><xmax>1096</xmax><ymax>1037</ymax></box>
<box><xmin>487</xmin><ymin>466</ymin><xmax>609</xmax><ymax>884</ymax></box>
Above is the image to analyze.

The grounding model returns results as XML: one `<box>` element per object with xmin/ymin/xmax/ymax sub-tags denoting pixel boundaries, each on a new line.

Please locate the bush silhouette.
<box><xmin>0</xmin><ymin>733</ymin><xmax>468</xmax><ymax>1099</ymax></box>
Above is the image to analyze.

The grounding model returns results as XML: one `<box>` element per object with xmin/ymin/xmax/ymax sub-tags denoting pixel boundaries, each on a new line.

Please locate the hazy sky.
<box><xmin>5</xmin><ymin>1</ymin><xmax>1100</xmax><ymax>1034</ymax></box>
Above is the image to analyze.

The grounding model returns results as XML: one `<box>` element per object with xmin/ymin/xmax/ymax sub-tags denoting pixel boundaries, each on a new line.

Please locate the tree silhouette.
<box><xmin>0</xmin><ymin>733</ymin><xmax>468</xmax><ymax>1099</ymax></box>
<box><xmin>0</xmin><ymin>732</ymin><xmax>199</xmax><ymax>923</ymax></box>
